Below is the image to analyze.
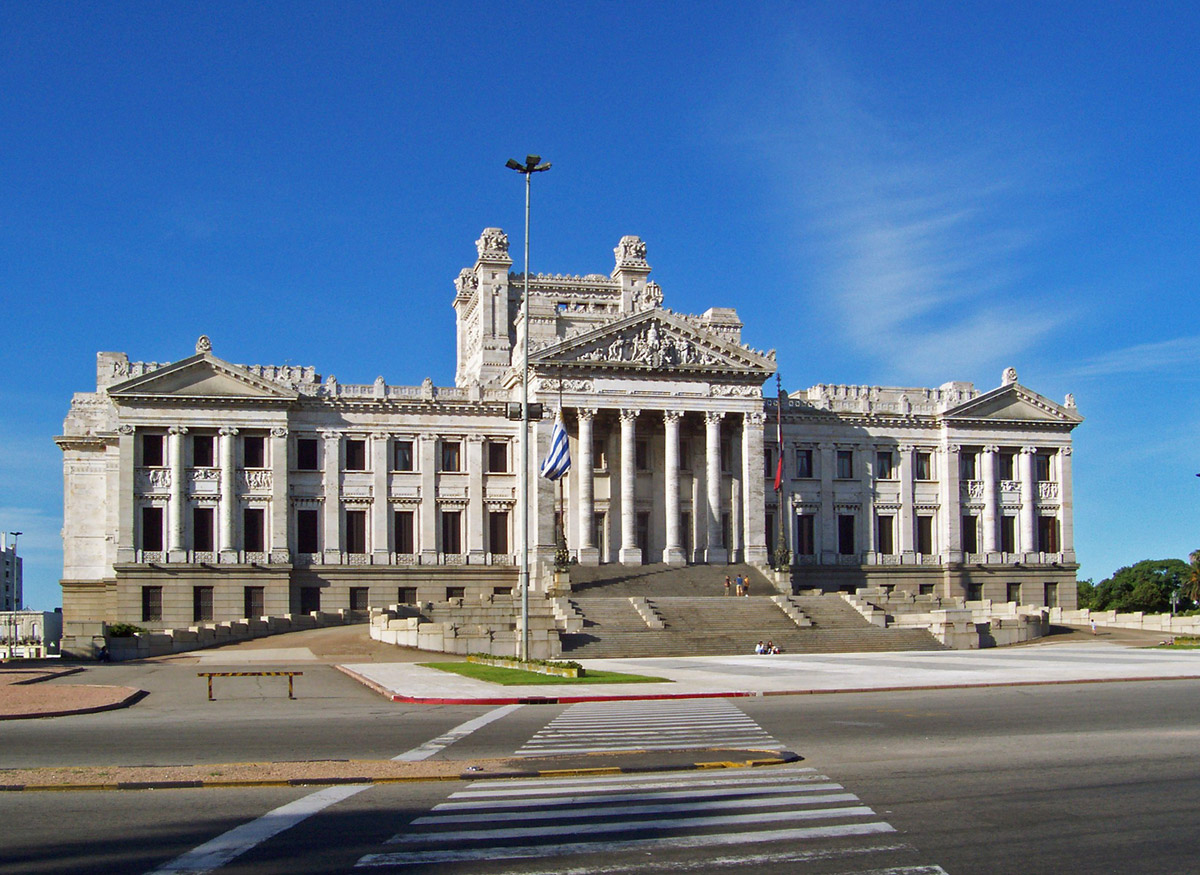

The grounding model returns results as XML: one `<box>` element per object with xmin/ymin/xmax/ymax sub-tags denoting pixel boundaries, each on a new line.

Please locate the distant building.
<box><xmin>56</xmin><ymin>230</ymin><xmax>1082</xmax><ymax>632</ymax></box>
<box><xmin>1</xmin><ymin>532</ymin><xmax>22</xmax><ymax>611</ymax></box>
<box><xmin>1</xmin><ymin>610</ymin><xmax>62</xmax><ymax>658</ymax></box>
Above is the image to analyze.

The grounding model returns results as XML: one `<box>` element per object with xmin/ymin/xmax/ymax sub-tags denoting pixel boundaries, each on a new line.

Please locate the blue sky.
<box><xmin>2</xmin><ymin>2</ymin><xmax>1197</xmax><ymax>610</ymax></box>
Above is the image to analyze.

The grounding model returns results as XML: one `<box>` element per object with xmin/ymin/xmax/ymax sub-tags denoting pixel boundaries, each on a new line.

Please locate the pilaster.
<box><xmin>322</xmin><ymin>430</ymin><xmax>341</xmax><ymax>562</ymax></box>
<box><xmin>419</xmin><ymin>434</ymin><xmax>438</xmax><ymax>563</ymax></box>
<box><xmin>618</xmin><ymin>408</ymin><xmax>642</xmax><ymax>564</ymax></box>
<box><xmin>116</xmin><ymin>426</ymin><xmax>135</xmax><ymax>563</ymax></box>
<box><xmin>167</xmin><ymin>426</ymin><xmax>187</xmax><ymax>558</ymax></box>
<box><xmin>576</xmin><ymin>409</ymin><xmax>599</xmax><ymax>566</ymax></box>
<box><xmin>1019</xmin><ymin>446</ymin><xmax>1037</xmax><ymax>556</ymax></box>
<box><xmin>269</xmin><ymin>427</ymin><xmax>288</xmax><ymax>563</ymax></box>
<box><xmin>981</xmin><ymin>445</ymin><xmax>999</xmax><ymax>554</ymax></box>
<box><xmin>219</xmin><ymin>427</ymin><xmax>238</xmax><ymax>560</ymax></box>
<box><xmin>898</xmin><ymin>445</ymin><xmax>915</xmax><ymax>554</ymax></box>
<box><xmin>819</xmin><ymin>441</ymin><xmax>836</xmax><ymax>562</ymax></box>
<box><xmin>466</xmin><ymin>434</ymin><xmax>486</xmax><ymax>561</ymax></box>
<box><xmin>662</xmin><ymin>410</ymin><xmax>686</xmax><ymax>564</ymax></box>
<box><xmin>704</xmin><ymin>410</ymin><xmax>727</xmax><ymax>564</ymax></box>
<box><xmin>742</xmin><ymin>411</ymin><xmax>768</xmax><ymax>564</ymax></box>
<box><xmin>371</xmin><ymin>432</ymin><xmax>390</xmax><ymax>562</ymax></box>
<box><xmin>941</xmin><ymin>444</ymin><xmax>962</xmax><ymax>562</ymax></box>
<box><xmin>1059</xmin><ymin>446</ymin><xmax>1075</xmax><ymax>562</ymax></box>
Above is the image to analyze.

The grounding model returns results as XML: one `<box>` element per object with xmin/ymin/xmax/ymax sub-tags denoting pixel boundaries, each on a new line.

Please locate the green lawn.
<box><xmin>419</xmin><ymin>662</ymin><xmax>671</xmax><ymax>686</ymax></box>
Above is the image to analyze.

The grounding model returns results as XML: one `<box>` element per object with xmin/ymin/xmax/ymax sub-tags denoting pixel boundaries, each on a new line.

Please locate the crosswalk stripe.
<box><xmin>357</xmin><ymin>822</ymin><xmax>899</xmax><ymax>867</ymax></box>
<box><xmin>387</xmin><ymin>804</ymin><xmax>878</xmax><ymax>844</ymax></box>
<box><xmin>448</xmin><ymin>771</ymin><xmax>826</xmax><ymax>799</ymax></box>
<box><xmin>473</xmin><ymin>849</ymin><xmax>933</xmax><ymax>875</ymax></box>
<box><xmin>432</xmin><ymin>781</ymin><xmax>846</xmax><ymax>812</ymax></box>
<box><xmin>414</xmin><ymin>792</ymin><xmax>861</xmax><ymax>825</ymax></box>
<box><xmin>453</xmin><ymin>766</ymin><xmax>818</xmax><ymax>790</ymax></box>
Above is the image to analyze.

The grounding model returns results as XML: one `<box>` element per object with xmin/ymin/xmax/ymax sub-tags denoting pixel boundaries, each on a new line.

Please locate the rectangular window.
<box><xmin>345</xmin><ymin>510</ymin><xmax>367</xmax><ymax>554</ymax></box>
<box><xmin>243</xmin><ymin>507</ymin><xmax>265</xmax><ymax>552</ymax></box>
<box><xmin>1044</xmin><ymin>582</ymin><xmax>1059</xmax><ymax>608</ymax></box>
<box><xmin>447</xmin><ymin>586</ymin><xmax>466</xmax><ymax>600</ymax></box>
<box><xmin>876</xmin><ymin>451</ymin><xmax>894</xmax><ymax>480</ymax></box>
<box><xmin>299</xmin><ymin>586</ymin><xmax>321</xmax><ymax>614</ymax></box>
<box><xmin>720</xmin><ymin>439</ymin><xmax>732</xmax><ymax>473</ymax></box>
<box><xmin>487</xmin><ymin>441</ymin><xmax>508</xmax><ymax>473</ymax></box>
<box><xmin>999</xmin><ymin>451</ymin><xmax>1016</xmax><ymax>481</ymax></box>
<box><xmin>636</xmin><ymin>439</ymin><xmax>650</xmax><ymax>471</ymax></box>
<box><xmin>193</xmin><ymin>586</ymin><xmax>214</xmax><ymax>622</ymax></box>
<box><xmin>141</xmin><ymin>586</ymin><xmax>163</xmax><ymax>622</ymax></box>
<box><xmin>440</xmin><ymin>441</ymin><xmax>462</xmax><ymax>472</ymax></box>
<box><xmin>142</xmin><ymin>433</ymin><xmax>165</xmax><ymax>467</ymax></box>
<box><xmin>349</xmin><ymin>587</ymin><xmax>370</xmax><ymax>612</ymax></box>
<box><xmin>296</xmin><ymin>509</ymin><xmax>320</xmax><ymax>553</ymax></box>
<box><xmin>393</xmin><ymin>440</ymin><xmax>414</xmax><ymax>471</ymax></box>
<box><xmin>796</xmin><ymin>449</ymin><xmax>814</xmax><ymax>478</ymax></box>
<box><xmin>1038</xmin><ymin>515</ymin><xmax>1060</xmax><ymax>553</ymax></box>
<box><xmin>398</xmin><ymin>586</ymin><xmax>418</xmax><ymax>604</ymax></box>
<box><xmin>243</xmin><ymin>435</ymin><xmax>265</xmax><ymax>469</ymax></box>
<box><xmin>877</xmin><ymin>515</ymin><xmax>895</xmax><ymax>555</ymax></box>
<box><xmin>441</xmin><ymin>510</ymin><xmax>462</xmax><ymax>554</ymax></box>
<box><xmin>192</xmin><ymin>507</ymin><xmax>215</xmax><ymax>552</ymax></box>
<box><xmin>838</xmin><ymin>514</ymin><xmax>856</xmax><ymax>555</ymax></box>
<box><xmin>1000</xmin><ymin>516</ymin><xmax>1016</xmax><ymax>553</ymax></box>
<box><xmin>141</xmin><ymin>506</ymin><xmax>164</xmax><ymax>552</ymax></box>
<box><xmin>960</xmin><ymin>452</ymin><xmax>977</xmax><ymax>481</ymax></box>
<box><xmin>915</xmin><ymin>452</ymin><xmax>933</xmax><ymax>481</ymax></box>
<box><xmin>593</xmin><ymin>438</ymin><xmax>608</xmax><ymax>471</ymax></box>
<box><xmin>1036</xmin><ymin>452</ymin><xmax>1053</xmax><ymax>482</ymax></box>
<box><xmin>192</xmin><ymin>434</ymin><xmax>215</xmax><ymax>467</ymax></box>
<box><xmin>1007</xmin><ymin>582</ymin><xmax>1022</xmax><ymax>603</ymax></box>
<box><xmin>967</xmin><ymin>582</ymin><xmax>983</xmax><ymax>601</ymax></box>
<box><xmin>489</xmin><ymin>510</ymin><xmax>509</xmax><ymax>554</ymax></box>
<box><xmin>244</xmin><ymin>586</ymin><xmax>264</xmax><ymax>619</ymax></box>
<box><xmin>919</xmin><ymin>584</ymin><xmax>935</xmax><ymax>596</ymax></box>
<box><xmin>764</xmin><ymin>447</ymin><xmax>777</xmax><ymax>481</ymax></box>
<box><xmin>797</xmin><ymin>514</ymin><xmax>816</xmax><ymax>556</ymax></box>
<box><xmin>916</xmin><ymin>515</ymin><xmax>934</xmax><ymax>555</ymax></box>
<box><xmin>344</xmin><ymin>439</ymin><xmax>367</xmax><ymax>471</ymax></box>
<box><xmin>962</xmin><ymin>515</ymin><xmax>979</xmax><ymax>554</ymax></box>
<box><xmin>836</xmin><ymin>450</ymin><xmax>854</xmax><ymax>479</ymax></box>
<box><xmin>296</xmin><ymin>438</ymin><xmax>319</xmax><ymax>471</ymax></box>
<box><xmin>394</xmin><ymin>510</ymin><xmax>415</xmax><ymax>554</ymax></box>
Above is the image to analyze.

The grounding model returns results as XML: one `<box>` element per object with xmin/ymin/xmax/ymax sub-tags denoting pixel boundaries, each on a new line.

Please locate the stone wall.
<box><xmin>1050</xmin><ymin>608</ymin><xmax>1200</xmax><ymax>636</ymax></box>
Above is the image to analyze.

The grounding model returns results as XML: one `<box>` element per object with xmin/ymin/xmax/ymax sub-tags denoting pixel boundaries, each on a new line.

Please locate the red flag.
<box><xmin>773</xmin><ymin>398</ymin><xmax>784</xmax><ymax>491</ymax></box>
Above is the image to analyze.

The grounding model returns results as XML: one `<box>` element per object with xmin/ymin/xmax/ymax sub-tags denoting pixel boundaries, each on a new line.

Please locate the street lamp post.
<box><xmin>506</xmin><ymin>155</ymin><xmax>551</xmax><ymax>662</ymax></box>
<box><xmin>5</xmin><ymin>532</ymin><xmax>20</xmax><ymax>657</ymax></box>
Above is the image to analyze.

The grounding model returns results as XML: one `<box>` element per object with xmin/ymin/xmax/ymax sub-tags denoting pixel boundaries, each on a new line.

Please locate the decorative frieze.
<box><xmin>240</xmin><ymin>470</ymin><xmax>272</xmax><ymax>491</ymax></box>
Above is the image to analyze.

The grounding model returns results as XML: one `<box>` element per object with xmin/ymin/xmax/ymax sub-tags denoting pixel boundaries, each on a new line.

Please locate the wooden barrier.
<box><xmin>197</xmin><ymin>671</ymin><xmax>302</xmax><ymax>701</ymax></box>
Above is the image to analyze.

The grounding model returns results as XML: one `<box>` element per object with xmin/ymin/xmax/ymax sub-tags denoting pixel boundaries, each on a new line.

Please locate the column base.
<box><xmin>661</xmin><ymin>546</ymin><xmax>687</xmax><ymax>565</ymax></box>
<box><xmin>219</xmin><ymin>550</ymin><xmax>238</xmax><ymax>564</ymax></box>
<box><xmin>372</xmin><ymin>550</ymin><xmax>391</xmax><ymax>566</ymax></box>
<box><xmin>744</xmin><ymin>546</ymin><xmax>769</xmax><ymax>564</ymax></box>
<box><xmin>705</xmin><ymin>547</ymin><xmax>729</xmax><ymax>565</ymax></box>
<box><xmin>618</xmin><ymin>546</ymin><xmax>643</xmax><ymax>565</ymax></box>
<box><xmin>576</xmin><ymin>547</ymin><xmax>601</xmax><ymax>567</ymax></box>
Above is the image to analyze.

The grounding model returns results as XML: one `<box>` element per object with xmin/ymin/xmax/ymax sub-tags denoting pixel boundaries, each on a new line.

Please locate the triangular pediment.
<box><xmin>945</xmin><ymin>383</ymin><xmax>1082</xmax><ymax>425</ymax></box>
<box><xmin>107</xmin><ymin>354</ymin><xmax>299</xmax><ymax>402</ymax></box>
<box><xmin>530</xmin><ymin>308</ymin><xmax>776</xmax><ymax>378</ymax></box>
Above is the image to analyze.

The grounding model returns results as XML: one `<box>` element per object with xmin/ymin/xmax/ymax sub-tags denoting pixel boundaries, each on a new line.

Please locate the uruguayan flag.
<box><xmin>540</xmin><ymin>411</ymin><xmax>571</xmax><ymax>480</ymax></box>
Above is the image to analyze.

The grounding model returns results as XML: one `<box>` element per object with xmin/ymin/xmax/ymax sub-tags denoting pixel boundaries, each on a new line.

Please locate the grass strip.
<box><xmin>419</xmin><ymin>662</ymin><xmax>670</xmax><ymax>686</ymax></box>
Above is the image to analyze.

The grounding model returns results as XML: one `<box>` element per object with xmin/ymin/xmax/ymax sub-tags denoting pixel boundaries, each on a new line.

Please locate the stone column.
<box><xmin>322</xmin><ymin>430</ymin><xmax>341</xmax><ymax>562</ymax></box>
<box><xmin>662</xmin><ymin>410</ymin><xmax>685</xmax><ymax>564</ymax></box>
<box><xmin>704</xmin><ymin>411</ymin><xmax>728</xmax><ymax>564</ymax></box>
<box><xmin>117</xmin><ymin>426</ymin><xmax>136</xmax><ymax>563</ymax></box>
<box><xmin>1019</xmin><ymin>446</ymin><xmax>1037</xmax><ymax>556</ymax></box>
<box><xmin>466</xmin><ymin>434</ymin><xmax>485</xmax><ymax>561</ymax></box>
<box><xmin>941</xmin><ymin>444</ymin><xmax>962</xmax><ymax>562</ymax></box>
<box><xmin>862</xmin><ymin>446</ymin><xmax>877</xmax><ymax>555</ymax></box>
<box><xmin>269</xmin><ymin>427</ymin><xmax>288</xmax><ymax>562</ymax></box>
<box><xmin>1059</xmin><ymin>447</ymin><xmax>1075</xmax><ymax>561</ymax></box>
<box><xmin>819</xmin><ymin>441</ymin><xmax>836</xmax><ymax>562</ymax></box>
<box><xmin>742</xmin><ymin>412</ymin><xmax>768</xmax><ymax>565</ymax></box>
<box><xmin>419</xmin><ymin>434</ymin><xmax>438</xmax><ymax>563</ymax></box>
<box><xmin>167</xmin><ymin>426</ymin><xmax>187</xmax><ymax>557</ymax></box>
<box><xmin>618</xmin><ymin>409</ymin><xmax>641</xmax><ymax>564</ymax></box>
<box><xmin>372</xmin><ymin>433</ymin><xmax>390</xmax><ymax>563</ymax></box>
<box><xmin>218</xmin><ymin>427</ymin><xmax>238</xmax><ymax>558</ymax></box>
<box><xmin>981</xmin><ymin>445</ymin><xmax>998</xmax><ymax>554</ymax></box>
<box><xmin>576</xmin><ymin>409</ymin><xmax>599</xmax><ymax>566</ymax></box>
<box><xmin>898</xmin><ymin>445</ymin><xmax>915</xmax><ymax>554</ymax></box>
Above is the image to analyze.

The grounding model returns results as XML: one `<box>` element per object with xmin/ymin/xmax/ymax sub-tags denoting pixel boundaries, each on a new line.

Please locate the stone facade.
<box><xmin>57</xmin><ymin>230</ymin><xmax>1082</xmax><ymax>631</ymax></box>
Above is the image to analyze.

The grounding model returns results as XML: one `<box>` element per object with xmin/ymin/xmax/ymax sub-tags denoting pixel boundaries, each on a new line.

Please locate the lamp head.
<box><xmin>505</xmin><ymin>158</ymin><xmax>523</xmax><ymax>171</ymax></box>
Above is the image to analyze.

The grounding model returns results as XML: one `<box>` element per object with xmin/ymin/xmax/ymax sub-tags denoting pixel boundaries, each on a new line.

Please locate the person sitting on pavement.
<box><xmin>754</xmin><ymin>640</ymin><xmax>765</xmax><ymax>654</ymax></box>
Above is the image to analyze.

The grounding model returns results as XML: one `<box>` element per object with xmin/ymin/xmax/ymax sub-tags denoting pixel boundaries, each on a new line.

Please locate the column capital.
<box><xmin>820</xmin><ymin>441</ymin><xmax>837</xmax><ymax>451</ymax></box>
<box><xmin>466</xmin><ymin>433</ymin><xmax>485</xmax><ymax>444</ymax></box>
<box><xmin>619</xmin><ymin>408</ymin><xmax>640</xmax><ymax>423</ymax></box>
<box><xmin>1020</xmin><ymin>446</ymin><xmax>1038</xmax><ymax>455</ymax></box>
<box><xmin>1059</xmin><ymin>446</ymin><xmax>1073</xmax><ymax>456</ymax></box>
<box><xmin>168</xmin><ymin>426</ymin><xmax>188</xmax><ymax>436</ymax></box>
<box><xmin>370</xmin><ymin>431</ymin><xmax>389</xmax><ymax>441</ymax></box>
<box><xmin>744</xmin><ymin>411</ymin><xmax>766</xmax><ymax>427</ymax></box>
<box><xmin>320</xmin><ymin>429</ymin><xmax>341</xmax><ymax>441</ymax></box>
<box><xmin>704</xmin><ymin>410</ymin><xmax>725</xmax><ymax>425</ymax></box>
<box><xmin>117</xmin><ymin>424</ymin><xmax>135</xmax><ymax>435</ymax></box>
<box><xmin>576</xmin><ymin>407</ymin><xmax>597</xmax><ymax>422</ymax></box>
<box><xmin>219</xmin><ymin>426</ymin><xmax>239</xmax><ymax>437</ymax></box>
<box><xmin>982</xmin><ymin>444</ymin><xmax>1000</xmax><ymax>454</ymax></box>
<box><xmin>270</xmin><ymin>427</ymin><xmax>288</xmax><ymax>438</ymax></box>
<box><xmin>662</xmin><ymin>409</ymin><xmax>684</xmax><ymax>424</ymax></box>
<box><xmin>942</xmin><ymin>444</ymin><xmax>961</xmax><ymax>454</ymax></box>
<box><xmin>897</xmin><ymin>444</ymin><xmax>916</xmax><ymax>453</ymax></box>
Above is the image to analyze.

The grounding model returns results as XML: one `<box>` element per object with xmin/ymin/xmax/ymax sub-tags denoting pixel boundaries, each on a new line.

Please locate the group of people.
<box><xmin>754</xmin><ymin>640</ymin><xmax>781</xmax><ymax>654</ymax></box>
<box><xmin>723</xmin><ymin>574</ymin><xmax>751</xmax><ymax>596</ymax></box>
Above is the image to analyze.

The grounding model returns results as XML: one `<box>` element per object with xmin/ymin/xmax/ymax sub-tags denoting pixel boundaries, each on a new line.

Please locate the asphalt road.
<box><xmin>3</xmin><ymin>674</ymin><xmax>1199</xmax><ymax>874</ymax></box>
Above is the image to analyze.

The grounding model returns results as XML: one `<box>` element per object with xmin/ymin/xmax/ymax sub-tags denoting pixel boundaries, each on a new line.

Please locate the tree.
<box><xmin>1184</xmin><ymin>550</ymin><xmax>1200</xmax><ymax>605</ymax></box>
<box><xmin>1091</xmin><ymin>559</ymin><xmax>1190</xmax><ymax>614</ymax></box>
<box><xmin>1077</xmin><ymin>578</ymin><xmax>1096</xmax><ymax>610</ymax></box>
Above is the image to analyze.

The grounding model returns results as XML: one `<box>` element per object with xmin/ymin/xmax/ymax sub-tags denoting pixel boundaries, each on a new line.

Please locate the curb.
<box><xmin>0</xmin><ymin>687</ymin><xmax>148</xmax><ymax>721</ymax></box>
<box><xmin>0</xmin><ymin>750</ymin><xmax>800</xmax><ymax>793</ymax></box>
<box><xmin>337</xmin><ymin>664</ymin><xmax>1200</xmax><ymax>705</ymax></box>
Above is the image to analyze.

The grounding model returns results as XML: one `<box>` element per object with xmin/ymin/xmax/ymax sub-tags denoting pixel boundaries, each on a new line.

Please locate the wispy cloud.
<box><xmin>1068</xmin><ymin>335</ymin><xmax>1200</xmax><ymax>379</ymax></box>
<box><xmin>749</xmin><ymin>45</ymin><xmax>1072</xmax><ymax>383</ymax></box>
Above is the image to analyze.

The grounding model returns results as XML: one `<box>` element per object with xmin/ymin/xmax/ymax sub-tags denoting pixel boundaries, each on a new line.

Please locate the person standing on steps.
<box><xmin>743</xmin><ymin>577</ymin><xmax>750</xmax><ymax>597</ymax></box>
<box><xmin>735</xmin><ymin>574</ymin><xmax>744</xmax><ymax>596</ymax></box>
<box><xmin>725</xmin><ymin>575</ymin><xmax>732</xmax><ymax>596</ymax></box>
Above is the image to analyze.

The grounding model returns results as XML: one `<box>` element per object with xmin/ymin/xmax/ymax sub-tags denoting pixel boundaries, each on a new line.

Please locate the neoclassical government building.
<box><xmin>57</xmin><ymin>229</ymin><xmax>1082</xmax><ymax>628</ymax></box>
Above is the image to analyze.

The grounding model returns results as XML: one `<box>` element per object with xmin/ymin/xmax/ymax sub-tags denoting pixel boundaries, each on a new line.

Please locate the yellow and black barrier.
<box><xmin>197</xmin><ymin>671</ymin><xmax>303</xmax><ymax>701</ymax></box>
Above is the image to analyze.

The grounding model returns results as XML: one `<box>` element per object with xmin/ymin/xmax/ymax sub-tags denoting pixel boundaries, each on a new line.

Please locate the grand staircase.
<box><xmin>558</xmin><ymin>565</ymin><xmax>943</xmax><ymax>658</ymax></box>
